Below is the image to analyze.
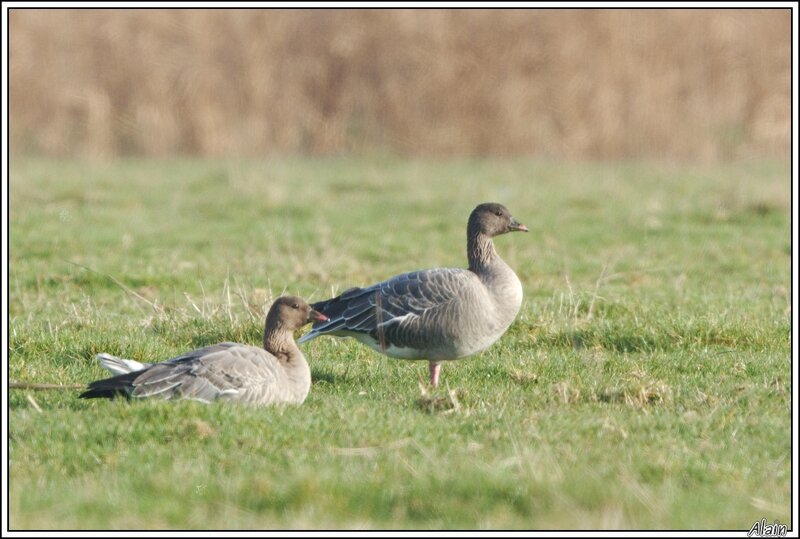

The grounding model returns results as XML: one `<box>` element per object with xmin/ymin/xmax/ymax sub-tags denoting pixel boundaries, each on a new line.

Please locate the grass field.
<box><xmin>7</xmin><ymin>157</ymin><xmax>791</xmax><ymax>529</ymax></box>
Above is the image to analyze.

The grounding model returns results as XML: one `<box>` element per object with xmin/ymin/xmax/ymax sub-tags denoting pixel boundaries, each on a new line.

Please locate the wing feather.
<box><xmin>300</xmin><ymin>268</ymin><xmax>478</xmax><ymax>352</ymax></box>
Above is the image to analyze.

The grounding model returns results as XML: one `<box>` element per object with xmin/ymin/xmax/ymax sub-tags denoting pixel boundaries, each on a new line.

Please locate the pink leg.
<box><xmin>429</xmin><ymin>361</ymin><xmax>442</xmax><ymax>387</ymax></box>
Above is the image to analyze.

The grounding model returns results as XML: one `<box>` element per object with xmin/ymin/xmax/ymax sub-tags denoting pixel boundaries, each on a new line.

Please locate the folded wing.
<box><xmin>80</xmin><ymin>343</ymin><xmax>286</xmax><ymax>403</ymax></box>
<box><xmin>299</xmin><ymin>268</ymin><xmax>477</xmax><ymax>354</ymax></box>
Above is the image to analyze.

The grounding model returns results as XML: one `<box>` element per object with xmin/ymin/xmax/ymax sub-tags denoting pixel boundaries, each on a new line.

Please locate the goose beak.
<box><xmin>508</xmin><ymin>217</ymin><xmax>529</xmax><ymax>232</ymax></box>
<box><xmin>308</xmin><ymin>309</ymin><xmax>329</xmax><ymax>323</ymax></box>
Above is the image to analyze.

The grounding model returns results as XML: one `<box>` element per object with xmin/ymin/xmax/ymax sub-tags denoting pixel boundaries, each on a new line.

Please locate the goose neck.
<box><xmin>467</xmin><ymin>230</ymin><xmax>498</xmax><ymax>273</ymax></box>
<box><xmin>263</xmin><ymin>324</ymin><xmax>296</xmax><ymax>359</ymax></box>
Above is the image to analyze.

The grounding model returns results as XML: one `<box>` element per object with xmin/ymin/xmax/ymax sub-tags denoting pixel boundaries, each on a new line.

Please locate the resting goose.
<box><xmin>299</xmin><ymin>202</ymin><xmax>527</xmax><ymax>386</ymax></box>
<box><xmin>80</xmin><ymin>296</ymin><xmax>328</xmax><ymax>406</ymax></box>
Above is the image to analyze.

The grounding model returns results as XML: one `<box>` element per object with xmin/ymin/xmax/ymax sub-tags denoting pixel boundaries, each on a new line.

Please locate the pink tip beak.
<box><xmin>310</xmin><ymin>309</ymin><xmax>329</xmax><ymax>323</ymax></box>
<box><xmin>508</xmin><ymin>216</ymin><xmax>528</xmax><ymax>232</ymax></box>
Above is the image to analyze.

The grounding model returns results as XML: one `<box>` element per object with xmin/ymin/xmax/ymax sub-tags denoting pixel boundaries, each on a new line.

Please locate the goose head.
<box><xmin>266</xmin><ymin>296</ymin><xmax>328</xmax><ymax>332</ymax></box>
<box><xmin>468</xmin><ymin>202</ymin><xmax>528</xmax><ymax>237</ymax></box>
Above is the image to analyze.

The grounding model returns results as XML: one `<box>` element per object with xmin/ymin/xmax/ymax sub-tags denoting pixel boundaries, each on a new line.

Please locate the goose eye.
<box><xmin>292</xmin><ymin>303</ymin><xmax>300</xmax><ymax>309</ymax></box>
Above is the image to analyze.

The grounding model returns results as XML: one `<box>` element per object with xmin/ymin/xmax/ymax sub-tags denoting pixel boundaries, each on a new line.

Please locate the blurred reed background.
<box><xmin>9</xmin><ymin>8</ymin><xmax>791</xmax><ymax>161</ymax></box>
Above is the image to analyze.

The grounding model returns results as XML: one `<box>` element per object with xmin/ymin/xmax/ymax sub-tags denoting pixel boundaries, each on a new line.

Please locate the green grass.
<box><xmin>8</xmin><ymin>156</ymin><xmax>791</xmax><ymax>530</ymax></box>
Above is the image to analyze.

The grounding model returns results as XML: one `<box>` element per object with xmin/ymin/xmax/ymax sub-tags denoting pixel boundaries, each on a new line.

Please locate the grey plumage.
<box><xmin>299</xmin><ymin>203</ymin><xmax>527</xmax><ymax>386</ymax></box>
<box><xmin>80</xmin><ymin>296</ymin><xmax>328</xmax><ymax>406</ymax></box>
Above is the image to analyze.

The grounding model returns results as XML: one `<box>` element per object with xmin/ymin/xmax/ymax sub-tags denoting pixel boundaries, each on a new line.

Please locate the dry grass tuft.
<box><xmin>553</xmin><ymin>381</ymin><xmax>581</xmax><ymax>404</ymax></box>
<box><xmin>509</xmin><ymin>369</ymin><xmax>539</xmax><ymax>385</ymax></box>
<box><xmin>596</xmin><ymin>366</ymin><xmax>673</xmax><ymax>410</ymax></box>
<box><xmin>415</xmin><ymin>380</ymin><xmax>465</xmax><ymax>414</ymax></box>
<box><xmin>190</xmin><ymin>419</ymin><xmax>216</xmax><ymax>439</ymax></box>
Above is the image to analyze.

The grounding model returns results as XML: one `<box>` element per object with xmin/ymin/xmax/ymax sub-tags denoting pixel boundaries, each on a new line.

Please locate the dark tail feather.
<box><xmin>309</xmin><ymin>287</ymin><xmax>367</xmax><ymax>330</ymax></box>
<box><xmin>79</xmin><ymin>371</ymin><xmax>139</xmax><ymax>400</ymax></box>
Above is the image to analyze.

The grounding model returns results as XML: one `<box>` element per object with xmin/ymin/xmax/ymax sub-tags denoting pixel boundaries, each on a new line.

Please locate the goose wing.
<box><xmin>299</xmin><ymin>268</ymin><xmax>478</xmax><ymax>351</ymax></box>
<box><xmin>81</xmin><ymin>343</ymin><xmax>285</xmax><ymax>403</ymax></box>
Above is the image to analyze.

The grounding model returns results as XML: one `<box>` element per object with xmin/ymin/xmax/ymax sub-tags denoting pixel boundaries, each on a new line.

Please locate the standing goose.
<box><xmin>80</xmin><ymin>296</ymin><xmax>328</xmax><ymax>406</ymax></box>
<box><xmin>299</xmin><ymin>203</ymin><xmax>527</xmax><ymax>386</ymax></box>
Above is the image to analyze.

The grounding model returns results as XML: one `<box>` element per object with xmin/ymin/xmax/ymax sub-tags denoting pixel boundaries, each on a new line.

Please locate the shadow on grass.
<box><xmin>543</xmin><ymin>324</ymin><xmax>764</xmax><ymax>353</ymax></box>
<box><xmin>310</xmin><ymin>368</ymin><xmax>342</xmax><ymax>385</ymax></box>
<box><xmin>540</xmin><ymin>329</ymin><xmax>665</xmax><ymax>353</ymax></box>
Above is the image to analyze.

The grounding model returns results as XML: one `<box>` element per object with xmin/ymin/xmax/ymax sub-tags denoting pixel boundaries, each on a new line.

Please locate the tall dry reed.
<box><xmin>9</xmin><ymin>9</ymin><xmax>791</xmax><ymax>160</ymax></box>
